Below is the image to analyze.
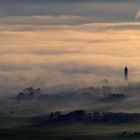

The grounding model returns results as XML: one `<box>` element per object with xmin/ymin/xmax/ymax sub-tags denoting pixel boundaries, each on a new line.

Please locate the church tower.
<box><xmin>124</xmin><ymin>66</ymin><xmax>128</xmax><ymax>80</ymax></box>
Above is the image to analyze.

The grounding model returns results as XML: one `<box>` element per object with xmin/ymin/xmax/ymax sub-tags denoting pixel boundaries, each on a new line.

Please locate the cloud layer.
<box><xmin>0</xmin><ymin>21</ymin><xmax>139</xmax><ymax>96</ymax></box>
<box><xmin>0</xmin><ymin>1</ymin><xmax>140</xmax><ymax>96</ymax></box>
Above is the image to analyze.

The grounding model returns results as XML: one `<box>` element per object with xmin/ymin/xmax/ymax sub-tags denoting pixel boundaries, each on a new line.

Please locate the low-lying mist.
<box><xmin>0</xmin><ymin>81</ymin><xmax>140</xmax><ymax>117</ymax></box>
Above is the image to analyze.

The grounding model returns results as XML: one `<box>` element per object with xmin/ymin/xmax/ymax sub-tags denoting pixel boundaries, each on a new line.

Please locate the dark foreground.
<box><xmin>0</xmin><ymin>126</ymin><xmax>140</xmax><ymax>140</ymax></box>
<box><xmin>0</xmin><ymin>121</ymin><xmax>140</xmax><ymax>140</ymax></box>
<box><xmin>0</xmin><ymin>111</ymin><xmax>140</xmax><ymax>140</ymax></box>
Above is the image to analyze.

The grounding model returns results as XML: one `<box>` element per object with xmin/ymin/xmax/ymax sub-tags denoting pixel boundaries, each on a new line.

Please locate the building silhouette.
<box><xmin>124</xmin><ymin>66</ymin><xmax>128</xmax><ymax>80</ymax></box>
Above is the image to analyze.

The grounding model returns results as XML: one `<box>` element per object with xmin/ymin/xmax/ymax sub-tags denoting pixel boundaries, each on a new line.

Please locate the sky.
<box><xmin>0</xmin><ymin>0</ymin><xmax>140</xmax><ymax>95</ymax></box>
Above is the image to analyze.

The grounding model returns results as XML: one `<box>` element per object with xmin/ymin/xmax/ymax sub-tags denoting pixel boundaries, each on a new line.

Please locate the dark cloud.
<box><xmin>0</xmin><ymin>0</ymin><xmax>138</xmax><ymax>22</ymax></box>
<box><xmin>0</xmin><ymin>0</ymin><xmax>139</xmax><ymax>4</ymax></box>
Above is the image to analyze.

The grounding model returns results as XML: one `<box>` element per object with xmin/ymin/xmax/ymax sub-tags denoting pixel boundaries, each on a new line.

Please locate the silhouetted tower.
<box><xmin>124</xmin><ymin>66</ymin><xmax>128</xmax><ymax>80</ymax></box>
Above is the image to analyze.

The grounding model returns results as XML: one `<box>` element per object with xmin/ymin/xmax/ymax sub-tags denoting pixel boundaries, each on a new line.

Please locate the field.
<box><xmin>0</xmin><ymin>117</ymin><xmax>140</xmax><ymax>140</ymax></box>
